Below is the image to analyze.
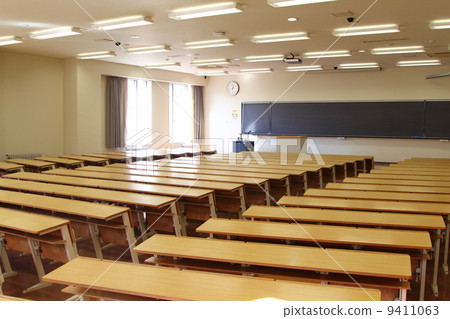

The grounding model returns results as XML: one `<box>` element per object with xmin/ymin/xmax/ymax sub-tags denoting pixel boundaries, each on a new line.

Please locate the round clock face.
<box><xmin>227</xmin><ymin>81</ymin><xmax>239</xmax><ymax>96</ymax></box>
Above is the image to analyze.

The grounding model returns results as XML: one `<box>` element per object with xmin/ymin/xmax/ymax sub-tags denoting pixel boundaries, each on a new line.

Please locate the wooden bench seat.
<box><xmin>5</xmin><ymin>159</ymin><xmax>55</xmax><ymax>173</ymax></box>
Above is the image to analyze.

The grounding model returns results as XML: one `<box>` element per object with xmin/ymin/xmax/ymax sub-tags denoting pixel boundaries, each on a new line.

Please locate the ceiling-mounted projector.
<box><xmin>283</xmin><ymin>53</ymin><xmax>302</xmax><ymax>64</ymax></box>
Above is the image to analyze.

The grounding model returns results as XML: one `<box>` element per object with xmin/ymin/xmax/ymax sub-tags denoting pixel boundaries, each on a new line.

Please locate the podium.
<box><xmin>232</xmin><ymin>140</ymin><xmax>254</xmax><ymax>153</ymax></box>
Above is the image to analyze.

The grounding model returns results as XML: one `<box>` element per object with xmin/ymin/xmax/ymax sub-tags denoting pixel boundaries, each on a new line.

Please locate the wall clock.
<box><xmin>226</xmin><ymin>81</ymin><xmax>239</xmax><ymax>96</ymax></box>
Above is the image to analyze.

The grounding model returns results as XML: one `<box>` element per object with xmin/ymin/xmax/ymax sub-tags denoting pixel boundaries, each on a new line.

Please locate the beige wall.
<box><xmin>0</xmin><ymin>51</ymin><xmax>64</xmax><ymax>159</ymax></box>
<box><xmin>204</xmin><ymin>67</ymin><xmax>450</xmax><ymax>162</ymax></box>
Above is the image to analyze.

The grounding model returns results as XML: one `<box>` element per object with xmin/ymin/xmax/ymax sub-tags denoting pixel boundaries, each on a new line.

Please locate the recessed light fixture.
<box><xmin>358</xmin><ymin>49</ymin><xmax>366</xmax><ymax>53</ymax></box>
<box><xmin>94</xmin><ymin>16</ymin><xmax>153</xmax><ymax>30</ymax></box>
<box><xmin>239</xmin><ymin>68</ymin><xmax>274</xmax><ymax>74</ymax></box>
<box><xmin>0</xmin><ymin>35</ymin><xmax>24</xmax><ymax>46</ymax></box>
<box><xmin>184</xmin><ymin>38</ymin><xmax>235</xmax><ymax>49</ymax></box>
<box><xmin>29</xmin><ymin>27</ymin><xmax>82</xmax><ymax>39</ymax></box>
<box><xmin>333</xmin><ymin>24</ymin><xmax>400</xmax><ymax>37</ymax></box>
<box><xmin>429</xmin><ymin>19</ymin><xmax>450</xmax><ymax>30</ymax></box>
<box><xmin>245</xmin><ymin>54</ymin><xmax>284</xmax><ymax>62</ymax></box>
<box><xmin>129</xmin><ymin>35</ymin><xmax>140</xmax><ymax>39</ymax></box>
<box><xmin>169</xmin><ymin>2</ymin><xmax>243</xmax><ymax>20</ymax></box>
<box><xmin>76</xmin><ymin>51</ymin><xmax>117</xmax><ymax>59</ymax></box>
<box><xmin>396</xmin><ymin>60</ymin><xmax>441</xmax><ymax>67</ymax></box>
<box><xmin>371</xmin><ymin>46</ymin><xmax>425</xmax><ymax>55</ymax></box>
<box><xmin>286</xmin><ymin>65</ymin><xmax>323</xmax><ymax>71</ymax></box>
<box><xmin>251</xmin><ymin>32</ymin><xmax>309</xmax><ymax>43</ymax></box>
<box><xmin>287</xmin><ymin>17</ymin><xmax>298</xmax><ymax>22</ymax></box>
<box><xmin>268</xmin><ymin>0</ymin><xmax>336</xmax><ymax>8</ymax></box>
<box><xmin>126</xmin><ymin>45</ymin><xmax>171</xmax><ymax>54</ymax></box>
<box><xmin>191</xmin><ymin>58</ymin><xmax>231</xmax><ymax>66</ymax></box>
<box><xmin>337</xmin><ymin>62</ymin><xmax>379</xmax><ymax>69</ymax></box>
<box><xmin>145</xmin><ymin>62</ymin><xmax>181</xmax><ymax>69</ymax></box>
<box><xmin>195</xmin><ymin>70</ymin><xmax>229</xmax><ymax>76</ymax></box>
<box><xmin>303</xmin><ymin>50</ymin><xmax>351</xmax><ymax>58</ymax></box>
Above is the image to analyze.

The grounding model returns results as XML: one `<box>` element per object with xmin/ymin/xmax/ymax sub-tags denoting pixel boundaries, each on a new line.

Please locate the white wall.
<box><xmin>204</xmin><ymin>67</ymin><xmax>450</xmax><ymax>162</ymax></box>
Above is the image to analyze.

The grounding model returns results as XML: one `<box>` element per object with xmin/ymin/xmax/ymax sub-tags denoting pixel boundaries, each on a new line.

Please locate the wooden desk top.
<box><xmin>84</xmin><ymin>153</ymin><xmax>130</xmax><ymax>161</ymax></box>
<box><xmin>343</xmin><ymin>177</ymin><xmax>450</xmax><ymax>188</ymax></box>
<box><xmin>372</xmin><ymin>168</ymin><xmax>450</xmax><ymax>177</ymax></box>
<box><xmin>278</xmin><ymin>196</ymin><xmax>450</xmax><ymax>216</ymax></box>
<box><xmin>0</xmin><ymin>162</ymin><xmax>24</xmax><ymax>171</ymax></box>
<box><xmin>121</xmin><ymin>162</ymin><xmax>307</xmax><ymax>176</ymax></box>
<box><xmin>359</xmin><ymin>173</ymin><xmax>450</xmax><ymax>182</ymax></box>
<box><xmin>327</xmin><ymin>182</ymin><xmax>450</xmax><ymax>195</ymax></box>
<box><xmin>5</xmin><ymin>158</ymin><xmax>55</xmax><ymax>168</ymax></box>
<box><xmin>135</xmin><ymin>234</ymin><xmax>411</xmax><ymax>279</ymax></box>
<box><xmin>0</xmin><ymin>295</ymin><xmax>26</xmax><ymax>301</ymax></box>
<box><xmin>196</xmin><ymin>219</ymin><xmax>432</xmax><ymax>250</ymax></box>
<box><xmin>242</xmin><ymin>205</ymin><xmax>445</xmax><ymax>230</ymax></box>
<box><xmin>409</xmin><ymin>157</ymin><xmax>450</xmax><ymax>163</ymax></box>
<box><xmin>0</xmin><ymin>207</ymin><xmax>69</xmax><ymax>235</ymax></box>
<box><xmin>109</xmin><ymin>163</ymin><xmax>268</xmax><ymax>186</ymax></box>
<box><xmin>0</xmin><ymin>178</ymin><xmax>176</xmax><ymax>209</ymax></box>
<box><xmin>43</xmin><ymin>257</ymin><xmax>381</xmax><ymax>301</ymax></box>
<box><xmin>60</xmin><ymin>155</ymin><xmax>109</xmax><ymax>164</ymax></box>
<box><xmin>87</xmin><ymin>164</ymin><xmax>289</xmax><ymax>181</ymax></box>
<box><xmin>0</xmin><ymin>189</ymin><xmax>129</xmax><ymax>220</ymax></box>
<box><xmin>5</xmin><ymin>172</ymin><xmax>212</xmax><ymax>199</ymax></box>
<box><xmin>305</xmin><ymin>188</ymin><xmax>450</xmax><ymax>204</ymax></box>
<box><xmin>66</xmin><ymin>168</ymin><xmax>244</xmax><ymax>192</ymax></box>
<box><xmin>35</xmin><ymin>156</ymin><xmax>83</xmax><ymax>166</ymax></box>
<box><xmin>387</xmin><ymin>165</ymin><xmax>450</xmax><ymax>172</ymax></box>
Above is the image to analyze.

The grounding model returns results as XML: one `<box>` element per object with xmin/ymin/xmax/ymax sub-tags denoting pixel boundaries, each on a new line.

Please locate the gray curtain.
<box><xmin>193</xmin><ymin>85</ymin><xmax>204</xmax><ymax>140</ymax></box>
<box><xmin>106</xmin><ymin>76</ymin><xmax>127</xmax><ymax>148</ymax></box>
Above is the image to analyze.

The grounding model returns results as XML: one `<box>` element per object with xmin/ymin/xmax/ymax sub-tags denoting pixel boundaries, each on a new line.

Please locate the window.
<box><xmin>169</xmin><ymin>83</ymin><xmax>193</xmax><ymax>144</ymax></box>
<box><xmin>126</xmin><ymin>78</ymin><xmax>152</xmax><ymax>146</ymax></box>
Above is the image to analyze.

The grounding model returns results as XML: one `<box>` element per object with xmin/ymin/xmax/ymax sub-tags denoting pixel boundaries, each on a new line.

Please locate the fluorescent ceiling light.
<box><xmin>286</xmin><ymin>65</ymin><xmax>323</xmax><ymax>71</ymax></box>
<box><xmin>0</xmin><ymin>35</ymin><xmax>24</xmax><ymax>46</ymax></box>
<box><xmin>191</xmin><ymin>59</ymin><xmax>231</xmax><ymax>66</ymax></box>
<box><xmin>94</xmin><ymin>16</ymin><xmax>153</xmax><ymax>30</ymax></box>
<box><xmin>29</xmin><ymin>27</ymin><xmax>82</xmax><ymax>39</ymax></box>
<box><xmin>245</xmin><ymin>54</ymin><xmax>284</xmax><ymax>62</ymax></box>
<box><xmin>303</xmin><ymin>50</ymin><xmax>351</xmax><ymax>58</ymax></box>
<box><xmin>76</xmin><ymin>51</ymin><xmax>117</xmax><ymax>59</ymax></box>
<box><xmin>145</xmin><ymin>62</ymin><xmax>181</xmax><ymax>69</ymax></box>
<box><xmin>371</xmin><ymin>46</ymin><xmax>425</xmax><ymax>55</ymax></box>
<box><xmin>195</xmin><ymin>70</ymin><xmax>229</xmax><ymax>76</ymax></box>
<box><xmin>126</xmin><ymin>45</ymin><xmax>171</xmax><ymax>54</ymax></box>
<box><xmin>338</xmin><ymin>62</ymin><xmax>379</xmax><ymax>69</ymax></box>
<box><xmin>268</xmin><ymin>0</ymin><xmax>336</xmax><ymax>8</ymax></box>
<box><xmin>333</xmin><ymin>24</ymin><xmax>400</xmax><ymax>37</ymax></box>
<box><xmin>239</xmin><ymin>68</ymin><xmax>274</xmax><ymax>74</ymax></box>
<box><xmin>184</xmin><ymin>39</ymin><xmax>234</xmax><ymax>49</ymax></box>
<box><xmin>251</xmin><ymin>32</ymin><xmax>309</xmax><ymax>43</ymax></box>
<box><xmin>169</xmin><ymin>2</ymin><xmax>243</xmax><ymax>20</ymax></box>
<box><xmin>429</xmin><ymin>19</ymin><xmax>450</xmax><ymax>30</ymax></box>
<box><xmin>396</xmin><ymin>60</ymin><xmax>441</xmax><ymax>67</ymax></box>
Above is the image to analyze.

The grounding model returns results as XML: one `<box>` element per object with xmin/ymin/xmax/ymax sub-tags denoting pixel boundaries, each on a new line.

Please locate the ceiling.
<box><xmin>1</xmin><ymin>0</ymin><xmax>449</xmax><ymax>75</ymax></box>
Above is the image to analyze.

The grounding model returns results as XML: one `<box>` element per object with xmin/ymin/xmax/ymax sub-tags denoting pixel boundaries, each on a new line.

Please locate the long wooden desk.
<box><xmin>50</xmin><ymin>168</ymin><xmax>246</xmax><ymax>219</ymax></box>
<box><xmin>0</xmin><ymin>178</ymin><xmax>181</xmax><ymax>237</ymax></box>
<box><xmin>135</xmin><ymin>234</ymin><xmax>411</xmax><ymax>300</ymax></box>
<box><xmin>81</xmin><ymin>163</ymin><xmax>292</xmax><ymax>201</ymax></box>
<box><xmin>372</xmin><ymin>168</ymin><xmax>450</xmax><ymax>177</ymax></box>
<box><xmin>43</xmin><ymin>257</ymin><xmax>381</xmax><ymax>301</ymax></box>
<box><xmin>83</xmin><ymin>153</ymin><xmax>131</xmax><ymax>164</ymax></box>
<box><xmin>387</xmin><ymin>164</ymin><xmax>450</xmax><ymax>172</ymax></box>
<box><xmin>0</xmin><ymin>162</ymin><xmax>24</xmax><ymax>176</ymax></box>
<box><xmin>5</xmin><ymin>158</ymin><xmax>55</xmax><ymax>173</ymax></box>
<box><xmin>57</xmin><ymin>167</ymin><xmax>247</xmax><ymax>218</ymax></box>
<box><xmin>60</xmin><ymin>155</ymin><xmax>109</xmax><ymax>166</ymax></box>
<box><xmin>104</xmin><ymin>151</ymin><xmax>153</xmax><ymax>162</ymax></box>
<box><xmin>0</xmin><ymin>207</ymin><xmax>76</xmax><ymax>293</ymax></box>
<box><xmin>343</xmin><ymin>176</ymin><xmax>450</xmax><ymax>188</ymax></box>
<box><xmin>35</xmin><ymin>156</ymin><xmax>84</xmax><ymax>169</ymax></box>
<box><xmin>4</xmin><ymin>172</ymin><xmax>216</xmax><ymax>234</ymax></box>
<box><xmin>109</xmin><ymin>163</ymin><xmax>271</xmax><ymax>206</ymax></box>
<box><xmin>0</xmin><ymin>189</ymin><xmax>138</xmax><ymax>263</ymax></box>
<box><xmin>358</xmin><ymin>173</ymin><xmax>450</xmax><ymax>182</ymax></box>
<box><xmin>196</xmin><ymin>218</ymin><xmax>431</xmax><ymax>300</ymax></box>
<box><xmin>326</xmin><ymin>182</ymin><xmax>450</xmax><ymax>195</ymax></box>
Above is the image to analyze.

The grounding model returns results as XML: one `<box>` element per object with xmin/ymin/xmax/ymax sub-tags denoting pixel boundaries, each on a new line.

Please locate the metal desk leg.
<box><xmin>170</xmin><ymin>205</ymin><xmax>184</xmax><ymax>237</ymax></box>
<box><xmin>208</xmin><ymin>193</ymin><xmax>217</xmax><ymax>218</ymax></box>
<box><xmin>121</xmin><ymin>213</ymin><xmax>139</xmax><ymax>263</ymax></box>
<box><xmin>137</xmin><ymin>212</ymin><xmax>149</xmax><ymax>240</ymax></box>
<box><xmin>432</xmin><ymin>230</ymin><xmax>441</xmax><ymax>296</ymax></box>
<box><xmin>61</xmin><ymin>225</ymin><xmax>77</xmax><ymax>260</ymax></box>
<box><xmin>88</xmin><ymin>224</ymin><xmax>104</xmax><ymax>260</ymax></box>
<box><xmin>419</xmin><ymin>249</ymin><xmax>427</xmax><ymax>301</ymax></box>
<box><xmin>23</xmin><ymin>239</ymin><xmax>51</xmax><ymax>293</ymax></box>
<box><xmin>0</xmin><ymin>265</ymin><xmax>4</xmax><ymax>295</ymax></box>
<box><xmin>0</xmin><ymin>235</ymin><xmax>17</xmax><ymax>277</ymax></box>
<box><xmin>264</xmin><ymin>182</ymin><xmax>271</xmax><ymax>206</ymax></box>
<box><xmin>443</xmin><ymin>219</ymin><xmax>449</xmax><ymax>275</ymax></box>
<box><xmin>238</xmin><ymin>188</ymin><xmax>246</xmax><ymax>219</ymax></box>
<box><xmin>285</xmin><ymin>178</ymin><xmax>291</xmax><ymax>196</ymax></box>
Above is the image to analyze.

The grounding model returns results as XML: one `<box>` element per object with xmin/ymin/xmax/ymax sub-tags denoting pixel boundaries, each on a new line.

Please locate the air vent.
<box><xmin>332</xmin><ymin>11</ymin><xmax>354</xmax><ymax>17</ymax></box>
